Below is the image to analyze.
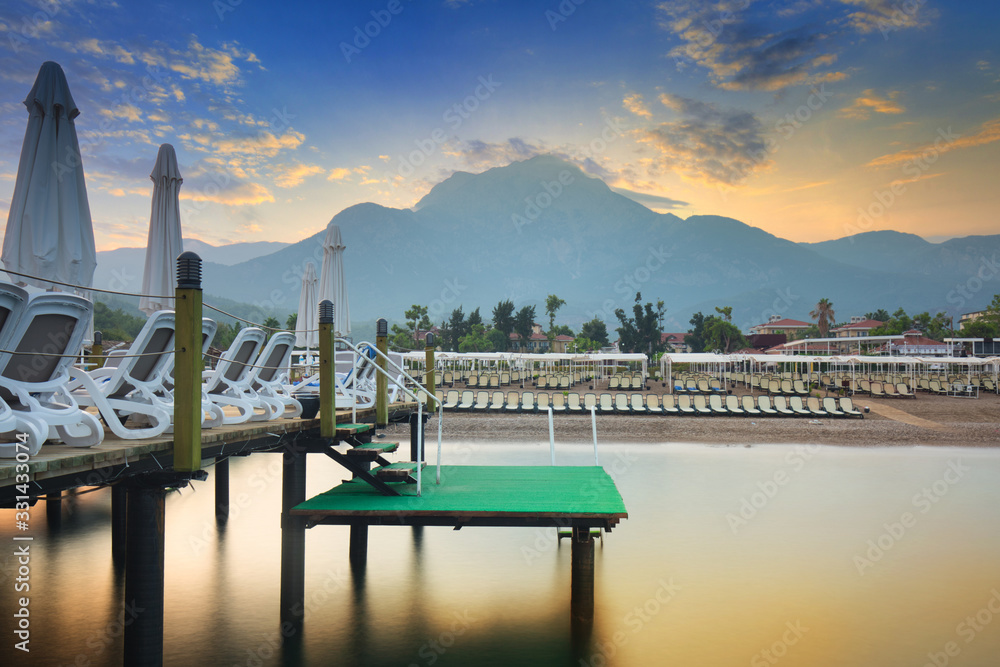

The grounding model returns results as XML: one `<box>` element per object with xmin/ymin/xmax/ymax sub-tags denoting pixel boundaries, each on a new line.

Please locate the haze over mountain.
<box><xmin>95</xmin><ymin>156</ymin><xmax>998</xmax><ymax>334</ymax></box>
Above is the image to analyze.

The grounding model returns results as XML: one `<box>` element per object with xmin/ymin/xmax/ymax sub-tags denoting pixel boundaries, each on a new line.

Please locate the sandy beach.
<box><xmin>405</xmin><ymin>384</ymin><xmax>1000</xmax><ymax>448</ymax></box>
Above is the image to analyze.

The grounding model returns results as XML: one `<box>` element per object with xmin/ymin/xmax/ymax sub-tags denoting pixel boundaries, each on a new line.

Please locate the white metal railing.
<box><xmin>334</xmin><ymin>338</ymin><xmax>439</xmax><ymax>496</ymax></box>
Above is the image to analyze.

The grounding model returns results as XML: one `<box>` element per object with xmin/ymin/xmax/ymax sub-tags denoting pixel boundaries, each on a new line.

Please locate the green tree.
<box><xmin>715</xmin><ymin>305</ymin><xmax>733</xmax><ymax>321</ymax></box>
<box><xmin>444</xmin><ymin>306</ymin><xmax>467</xmax><ymax>351</ymax></box>
<box><xmin>871</xmin><ymin>308</ymin><xmax>913</xmax><ymax>336</ymax></box>
<box><xmin>704</xmin><ymin>317</ymin><xmax>749</xmax><ymax>353</ymax></box>
<box><xmin>93</xmin><ymin>302</ymin><xmax>147</xmax><ymax>342</ymax></box>
<box><xmin>580</xmin><ymin>318</ymin><xmax>609</xmax><ymax>347</ymax></box>
<box><xmin>615</xmin><ymin>292</ymin><xmax>665</xmax><ymax>355</ymax></box>
<box><xmin>458</xmin><ymin>323</ymin><xmax>493</xmax><ymax>352</ymax></box>
<box><xmin>405</xmin><ymin>304</ymin><xmax>432</xmax><ymax>340</ymax></box>
<box><xmin>568</xmin><ymin>337</ymin><xmax>600</xmax><ymax>353</ymax></box>
<box><xmin>911</xmin><ymin>311</ymin><xmax>952</xmax><ymax>340</ymax></box>
<box><xmin>285</xmin><ymin>312</ymin><xmax>298</xmax><ymax>331</ymax></box>
<box><xmin>514</xmin><ymin>305</ymin><xmax>537</xmax><ymax>348</ymax></box>
<box><xmin>983</xmin><ymin>294</ymin><xmax>1000</xmax><ymax>329</ymax></box>
<box><xmin>550</xmin><ymin>324</ymin><xmax>574</xmax><ymax>337</ymax></box>
<box><xmin>962</xmin><ymin>319</ymin><xmax>999</xmax><ymax>338</ymax></box>
<box><xmin>810</xmin><ymin>298</ymin><xmax>836</xmax><ymax>338</ymax></box>
<box><xmin>492</xmin><ymin>300</ymin><xmax>515</xmax><ymax>351</ymax></box>
<box><xmin>684</xmin><ymin>312</ymin><xmax>707</xmax><ymax>353</ymax></box>
<box><xmin>865</xmin><ymin>309</ymin><xmax>890</xmax><ymax>322</ymax></box>
<box><xmin>545</xmin><ymin>294</ymin><xmax>566</xmax><ymax>333</ymax></box>
<box><xmin>487</xmin><ymin>327</ymin><xmax>509</xmax><ymax>352</ymax></box>
<box><xmin>468</xmin><ymin>307</ymin><xmax>483</xmax><ymax>328</ymax></box>
<box><xmin>262</xmin><ymin>316</ymin><xmax>281</xmax><ymax>338</ymax></box>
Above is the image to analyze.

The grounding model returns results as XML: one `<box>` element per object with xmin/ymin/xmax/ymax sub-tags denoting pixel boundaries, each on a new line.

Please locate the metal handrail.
<box><xmin>334</xmin><ymin>338</ymin><xmax>438</xmax><ymax>496</ymax></box>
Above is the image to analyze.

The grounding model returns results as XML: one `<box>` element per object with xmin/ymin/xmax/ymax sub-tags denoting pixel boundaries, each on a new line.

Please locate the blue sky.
<box><xmin>1</xmin><ymin>0</ymin><xmax>998</xmax><ymax>250</ymax></box>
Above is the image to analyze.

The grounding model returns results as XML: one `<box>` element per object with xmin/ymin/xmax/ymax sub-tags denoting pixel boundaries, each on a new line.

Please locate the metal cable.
<box><xmin>2</xmin><ymin>268</ymin><xmax>173</xmax><ymax>300</ymax></box>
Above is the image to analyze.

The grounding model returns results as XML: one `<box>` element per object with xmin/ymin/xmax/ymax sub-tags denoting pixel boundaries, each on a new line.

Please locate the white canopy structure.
<box><xmin>399</xmin><ymin>351</ymin><xmax>649</xmax><ymax>382</ymax></box>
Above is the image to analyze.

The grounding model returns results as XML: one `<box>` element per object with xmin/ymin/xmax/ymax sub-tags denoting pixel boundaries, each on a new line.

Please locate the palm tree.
<box><xmin>810</xmin><ymin>298</ymin><xmax>836</xmax><ymax>338</ymax></box>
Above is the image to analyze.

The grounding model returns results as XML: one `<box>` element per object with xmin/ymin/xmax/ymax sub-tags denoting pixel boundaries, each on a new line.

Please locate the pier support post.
<box><xmin>349</xmin><ymin>521</ymin><xmax>369</xmax><ymax>566</ymax></box>
<box><xmin>111</xmin><ymin>483</ymin><xmax>127</xmax><ymax>566</ymax></box>
<box><xmin>375</xmin><ymin>318</ymin><xmax>388</xmax><ymax>428</ymax></box>
<box><xmin>89</xmin><ymin>330</ymin><xmax>104</xmax><ymax>369</ymax></box>
<box><xmin>45</xmin><ymin>489</ymin><xmax>61</xmax><ymax>529</ymax></box>
<box><xmin>570</xmin><ymin>526</ymin><xmax>595</xmax><ymax>626</ymax></box>
<box><xmin>409</xmin><ymin>412</ymin><xmax>427</xmax><ymax>462</ymax></box>
<box><xmin>215</xmin><ymin>457</ymin><xmax>230</xmax><ymax>524</ymax></box>
<box><xmin>123</xmin><ymin>481</ymin><xmax>167</xmax><ymax>667</ymax></box>
<box><xmin>280</xmin><ymin>443</ymin><xmax>307</xmax><ymax>629</ymax></box>
<box><xmin>173</xmin><ymin>252</ymin><xmax>204</xmax><ymax>473</ymax></box>
<box><xmin>319</xmin><ymin>300</ymin><xmax>335</xmax><ymax>439</ymax></box>
<box><xmin>424</xmin><ymin>333</ymin><xmax>436</xmax><ymax>411</ymax></box>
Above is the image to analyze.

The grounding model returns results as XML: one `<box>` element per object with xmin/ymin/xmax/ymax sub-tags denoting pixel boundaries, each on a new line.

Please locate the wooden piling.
<box><xmin>376</xmin><ymin>318</ymin><xmax>388</xmax><ymax>428</ymax></box>
<box><xmin>319</xmin><ymin>300</ymin><xmax>335</xmax><ymax>439</ymax></box>
<box><xmin>173</xmin><ymin>252</ymin><xmax>203</xmax><ymax>473</ymax></box>
<box><xmin>215</xmin><ymin>457</ymin><xmax>229</xmax><ymax>524</ymax></box>
<box><xmin>280</xmin><ymin>444</ymin><xmax>307</xmax><ymax>629</ymax></box>
<box><xmin>123</xmin><ymin>481</ymin><xmax>166</xmax><ymax>667</ymax></box>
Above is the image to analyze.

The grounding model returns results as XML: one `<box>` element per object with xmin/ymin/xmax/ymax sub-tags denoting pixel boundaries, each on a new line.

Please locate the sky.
<box><xmin>0</xmin><ymin>0</ymin><xmax>998</xmax><ymax>252</ymax></box>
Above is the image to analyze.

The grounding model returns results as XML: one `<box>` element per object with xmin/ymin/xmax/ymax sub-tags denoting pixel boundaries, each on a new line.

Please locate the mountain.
<box><xmin>92</xmin><ymin>239</ymin><xmax>290</xmax><ymax>299</ymax></box>
<box><xmin>105</xmin><ymin>155</ymin><xmax>999</xmax><ymax>334</ymax></box>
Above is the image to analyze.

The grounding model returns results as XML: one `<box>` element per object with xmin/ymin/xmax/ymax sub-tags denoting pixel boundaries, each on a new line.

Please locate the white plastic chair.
<box><xmin>249</xmin><ymin>331</ymin><xmax>302</xmax><ymax>419</ymax></box>
<box><xmin>202</xmin><ymin>327</ymin><xmax>269</xmax><ymax>424</ymax></box>
<box><xmin>0</xmin><ymin>293</ymin><xmax>103</xmax><ymax>449</ymax></box>
<box><xmin>67</xmin><ymin>310</ymin><xmax>178</xmax><ymax>439</ymax></box>
<box><xmin>0</xmin><ymin>283</ymin><xmax>46</xmax><ymax>458</ymax></box>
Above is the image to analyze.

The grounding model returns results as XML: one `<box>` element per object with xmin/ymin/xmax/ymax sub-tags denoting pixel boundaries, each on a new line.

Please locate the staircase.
<box><xmin>323</xmin><ymin>423</ymin><xmax>424</xmax><ymax>495</ymax></box>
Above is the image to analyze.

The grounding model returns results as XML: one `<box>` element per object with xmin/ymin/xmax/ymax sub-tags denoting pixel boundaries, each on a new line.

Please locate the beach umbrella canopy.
<box><xmin>139</xmin><ymin>143</ymin><xmax>184</xmax><ymax>315</ymax></box>
<box><xmin>295</xmin><ymin>261</ymin><xmax>319</xmax><ymax>348</ymax></box>
<box><xmin>318</xmin><ymin>222</ymin><xmax>350</xmax><ymax>336</ymax></box>
<box><xmin>2</xmin><ymin>61</ymin><xmax>97</xmax><ymax>292</ymax></box>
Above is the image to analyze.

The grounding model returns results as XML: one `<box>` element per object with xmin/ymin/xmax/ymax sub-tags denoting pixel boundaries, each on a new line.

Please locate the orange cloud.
<box><xmin>839</xmin><ymin>89</ymin><xmax>905</xmax><ymax>119</ymax></box>
<box><xmin>866</xmin><ymin>118</ymin><xmax>1000</xmax><ymax>168</ymax></box>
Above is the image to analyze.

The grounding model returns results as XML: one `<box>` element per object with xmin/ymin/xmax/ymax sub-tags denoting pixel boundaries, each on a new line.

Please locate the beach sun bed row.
<box><xmin>437</xmin><ymin>390</ymin><xmax>864</xmax><ymax>418</ymax></box>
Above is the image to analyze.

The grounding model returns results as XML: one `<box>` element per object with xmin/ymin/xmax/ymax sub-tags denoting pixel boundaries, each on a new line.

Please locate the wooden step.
<box><xmin>345</xmin><ymin>441</ymin><xmax>399</xmax><ymax>457</ymax></box>
<box><xmin>335</xmin><ymin>423</ymin><xmax>372</xmax><ymax>438</ymax></box>
<box><xmin>373</xmin><ymin>461</ymin><xmax>426</xmax><ymax>480</ymax></box>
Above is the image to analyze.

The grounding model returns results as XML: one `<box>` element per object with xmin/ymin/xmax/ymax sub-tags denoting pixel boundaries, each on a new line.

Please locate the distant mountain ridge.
<box><xmin>95</xmin><ymin>156</ymin><xmax>999</xmax><ymax>333</ymax></box>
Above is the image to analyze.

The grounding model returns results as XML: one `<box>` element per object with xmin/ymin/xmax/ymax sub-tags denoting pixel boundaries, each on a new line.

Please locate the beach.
<box><xmin>413</xmin><ymin>386</ymin><xmax>1000</xmax><ymax>448</ymax></box>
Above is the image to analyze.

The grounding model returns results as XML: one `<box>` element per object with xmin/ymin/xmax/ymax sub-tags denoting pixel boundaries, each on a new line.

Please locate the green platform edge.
<box><xmin>293</xmin><ymin>465</ymin><xmax>628</xmax><ymax>516</ymax></box>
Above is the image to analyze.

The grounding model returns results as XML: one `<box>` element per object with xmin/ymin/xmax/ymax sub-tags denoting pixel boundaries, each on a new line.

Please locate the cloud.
<box><xmin>866</xmin><ymin>118</ymin><xmax>1000</xmax><ymax>168</ymax></box>
<box><xmin>660</xmin><ymin>2</ymin><xmax>843</xmax><ymax>91</ymax></box>
<box><xmin>838</xmin><ymin>89</ymin><xmax>905</xmax><ymax>119</ymax></box>
<box><xmin>209</xmin><ymin>129</ymin><xmax>305</xmax><ymax>157</ymax></box>
<box><xmin>449</xmin><ymin>137</ymin><xmax>549</xmax><ymax>170</ymax></box>
<box><xmin>327</xmin><ymin>167</ymin><xmax>352</xmax><ymax>180</ymax></box>
<box><xmin>623</xmin><ymin>93</ymin><xmax>652</xmax><ymax>118</ymax></box>
<box><xmin>74</xmin><ymin>38</ymin><xmax>136</xmax><ymax>64</ymax></box>
<box><xmin>272</xmin><ymin>162</ymin><xmax>324</xmax><ymax>188</ymax></box>
<box><xmin>659</xmin><ymin>0</ymin><xmax>925</xmax><ymax>92</ymax></box>
<box><xmin>642</xmin><ymin>94</ymin><xmax>769</xmax><ymax>185</ymax></box>
<box><xmin>99</xmin><ymin>104</ymin><xmax>142</xmax><ymax>123</ymax></box>
<box><xmin>610</xmin><ymin>187</ymin><xmax>687</xmax><ymax>210</ymax></box>
<box><xmin>182</xmin><ymin>180</ymin><xmax>275</xmax><ymax>206</ymax></box>
<box><xmin>838</xmin><ymin>0</ymin><xmax>931</xmax><ymax>34</ymax></box>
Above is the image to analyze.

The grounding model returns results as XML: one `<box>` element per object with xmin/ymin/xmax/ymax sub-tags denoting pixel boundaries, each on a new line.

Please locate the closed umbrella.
<box><xmin>2</xmin><ymin>61</ymin><xmax>97</xmax><ymax>295</ymax></box>
<box><xmin>295</xmin><ymin>261</ymin><xmax>318</xmax><ymax>349</ymax></box>
<box><xmin>139</xmin><ymin>143</ymin><xmax>183</xmax><ymax>315</ymax></box>
<box><xmin>318</xmin><ymin>222</ymin><xmax>350</xmax><ymax>336</ymax></box>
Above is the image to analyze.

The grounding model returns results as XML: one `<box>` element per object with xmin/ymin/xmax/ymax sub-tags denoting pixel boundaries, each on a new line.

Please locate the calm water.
<box><xmin>2</xmin><ymin>440</ymin><xmax>999</xmax><ymax>666</ymax></box>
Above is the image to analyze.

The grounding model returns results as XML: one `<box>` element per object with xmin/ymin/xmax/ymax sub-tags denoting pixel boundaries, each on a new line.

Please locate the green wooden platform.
<box><xmin>292</xmin><ymin>465</ymin><xmax>628</xmax><ymax>530</ymax></box>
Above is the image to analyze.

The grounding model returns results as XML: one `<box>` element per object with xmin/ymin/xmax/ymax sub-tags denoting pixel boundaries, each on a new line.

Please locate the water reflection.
<box><xmin>1</xmin><ymin>444</ymin><xmax>998</xmax><ymax>666</ymax></box>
